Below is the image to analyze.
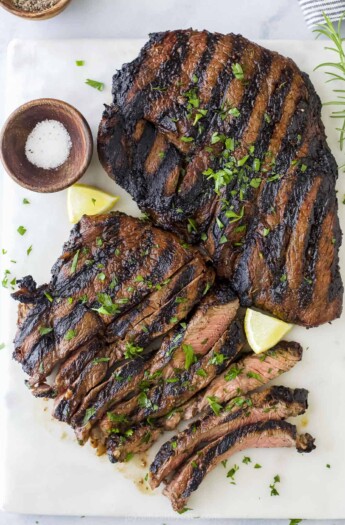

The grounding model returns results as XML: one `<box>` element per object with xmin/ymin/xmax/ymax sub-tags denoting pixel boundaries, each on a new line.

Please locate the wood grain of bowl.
<box><xmin>0</xmin><ymin>98</ymin><xmax>93</xmax><ymax>193</ymax></box>
<box><xmin>0</xmin><ymin>0</ymin><xmax>71</xmax><ymax>20</ymax></box>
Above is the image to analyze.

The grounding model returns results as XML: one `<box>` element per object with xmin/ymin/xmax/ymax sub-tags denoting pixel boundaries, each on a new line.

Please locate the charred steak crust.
<box><xmin>98</xmin><ymin>29</ymin><xmax>343</xmax><ymax>327</ymax></box>
<box><xmin>163</xmin><ymin>419</ymin><xmax>315</xmax><ymax>511</ymax></box>
<box><xmin>149</xmin><ymin>385</ymin><xmax>309</xmax><ymax>488</ymax></box>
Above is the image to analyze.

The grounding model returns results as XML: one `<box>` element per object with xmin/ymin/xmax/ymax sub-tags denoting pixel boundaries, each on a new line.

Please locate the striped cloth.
<box><xmin>298</xmin><ymin>0</ymin><xmax>345</xmax><ymax>27</ymax></box>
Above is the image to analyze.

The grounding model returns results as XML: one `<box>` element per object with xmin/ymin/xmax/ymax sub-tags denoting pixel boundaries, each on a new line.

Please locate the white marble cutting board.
<box><xmin>0</xmin><ymin>39</ymin><xmax>345</xmax><ymax>519</ymax></box>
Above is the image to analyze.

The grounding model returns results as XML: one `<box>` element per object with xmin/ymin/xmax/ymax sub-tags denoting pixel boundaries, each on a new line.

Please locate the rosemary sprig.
<box><xmin>314</xmin><ymin>12</ymin><xmax>345</xmax><ymax>150</ymax></box>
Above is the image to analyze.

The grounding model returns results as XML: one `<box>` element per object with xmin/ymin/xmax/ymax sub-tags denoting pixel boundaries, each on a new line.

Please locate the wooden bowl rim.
<box><xmin>0</xmin><ymin>0</ymin><xmax>71</xmax><ymax>19</ymax></box>
<box><xmin>0</xmin><ymin>97</ymin><xmax>93</xmax><ymax>193</ymax></box>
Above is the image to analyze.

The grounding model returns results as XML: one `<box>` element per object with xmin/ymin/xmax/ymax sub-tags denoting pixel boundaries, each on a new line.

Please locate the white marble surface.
<box><xmin>0</xmin><ymin>1</ymin><xmax>344</xmax><ymax>524</ymax></box>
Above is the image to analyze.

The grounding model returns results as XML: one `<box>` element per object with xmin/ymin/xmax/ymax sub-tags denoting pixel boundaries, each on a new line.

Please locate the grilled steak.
<box><xmin>94</xmin><ymin>284</ymin><xmax>241</xmax><ymax>451</ymax></box>
<box><xmin>12</xmin><ymin>212</ymin><xmax>212</xmax><ymax>396</ymax></box>
<box><xmin>98</xmin><ymin>30</ymin><xmax>343</xmax><ymax>327</ymax></box>
<box><xmin>102</xmin><ymin>339</ymin><xmax>300</xmax><ymax>462</ymax></box>
<box><xmin>164</xmin><ymin>340</ymin><xmax>302</xmax><ymax>427</ymax></box>
<box><xmin>149</xmin><ymin>386</ymin><xmax>308</xmax><ymax>488</ymax></box>
<box><xmin>163</xmin><ymin>419</ymin><xmax>315</xmax><ymax>511</ymax></box>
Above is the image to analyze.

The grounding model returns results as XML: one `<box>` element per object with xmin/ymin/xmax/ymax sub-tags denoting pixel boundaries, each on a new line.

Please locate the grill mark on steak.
<box><xmin>98</xmin><ymin>30</ymin><xmax>343</xmax><ymax>326</ymax></box>
<box><xmin>105</xmin><ymin>258</ymin><xmax>204</xmax><ymax>342</ymax></box>
<box><xmin>168</xmin><ymin>340</ymin><xmax>302</xmax><ymax>424</ymax></box>
<box><xmin>150</xmin><ymin>385</ymin><xmax>308</xmax><ymax>488</ymax></box>
<box><xmin>163</xmin><ymin>419</ymin><xmax>315</xmax><ymax>511</ymax></box>
<box><xmin>71</xmin><ymin>354</ymin><xmax>152</xmax><ymax>442</ymax></box>
<box><xmin>54</xmin><ymin>338</ymin><xmax>104</xmax><ymax>393</ymax></box>
<box><xmin>105</xmin><ymin>422</ymin><xmax>163</xmax><ymax>463</ymax></box>
<box><xmin>103</xmin><ymin>319</ymin><xmax>243</xmax><ymax>429</ymax></box>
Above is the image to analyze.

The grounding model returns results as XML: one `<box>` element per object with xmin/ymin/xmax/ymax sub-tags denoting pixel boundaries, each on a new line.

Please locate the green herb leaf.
<box><xmin>64</xmin><ymin>329</ymin><xmax>77</xmax><ymax>341</ymax></box>
<box><xmin>254</xmin><ymin>463</ymin><xmax>262</xmax><ymax>469</ymax></box>
<box><xmin>17</xmin><ymin>226</ymin><xmax>27</xmax><ymax>236</ymax></box>
<box><xmin>289</xmin><ymin>520</ymin><xmax>302</xmax><ymax>525</ymax></box>
<box><xmin>82</xmin><ymin>407</ymin><xmax>96</xmax><ymax>426</ymax></box>
<box><xmin>227</xmin><ymin>464</ymin><xmax>239</xmax><ymax>482</ymax></box>
<box><xmin>93</xmin><ymin>357</ymin><xmax>111</xmax><ymax>364</ymax></box>
<box><xmin>232</xmin><ymin>63</ymin><xmax>244</xmax><ymax>80</ymax></box>
<box><xmin>224</xmin><ymin>364</ymin><xmax>242</xmax><ymax>381</ymax></box>
<box><xmin>23</xmin><ymin>198</ymin><xmax>30</xmax><ymax>204</ymax></box>
<box><xmin>85</xmin><ymin>79</ymin><xmax>104</xmax><ymax>91</ymax></box>
<box><xmin>44</xmin><ymin>291</ymin><xmax>53</xmax><ymax>302</ymax></box>
<box><xmin>27</xmin><ymin>245</ymin><xmax>33</xmax><ymax>256</ymax></box>
<box><xmin>207</xmin><ymin>395</ymin><xmax>222</xmax><ymax>416</ymax></box>
<box><xmin>180</xmin><ymin>136</ymin><xmax>194</xmax><ymax>143</ymax></box>
<box><xmin>124</xmin><ymin>341</ymin><xmax>144</xmax><ymax>359</ymax></box>
<box><xmin>242</xmin><ymin>456</ymin><xmax>251</xmax><ymax>464</ymax></box>
<box><xmin>39</xmin><ymin>326</ymin><xmax>53</xmax><ymax>336</ymax></box>
<box><xmin>76</xmin><ymin>60</ymin><xmax>85</xmax><ymax>66</ymax></box>
<box><xmin>71</xmin><ymin>249</ymin><xmax>80</xmax><ymax>274</ymax></box>
<box><xmin>182</xmin><ymin>343</ymin><xmax>197</xmax><ymax>370</ymax></box>
<box><xmin>177</xmin><ymin>507</ymin><xmax>192</xmax><ymax>514</ymax></box>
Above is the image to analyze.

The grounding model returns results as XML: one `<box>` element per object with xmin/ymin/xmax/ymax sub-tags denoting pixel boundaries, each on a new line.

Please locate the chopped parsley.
<box><xmin>93</xmin><ymin>293</ymin><xmax>120</xmax><ymax>315</ymax></box>
<box><xmin>177</xmin><ymin>507</ymin><xmax>192</xmax><ymax>514</ymax></box>
<box><xmin>107</xmin><ymin>412</ymin><xmax>128</xmax><ymax>423</ymax></box>
<box><xmin>182</xmin><ymin>343</ymin><xmax>197</xmax><ymax>370</ymax></box>
<box><xmin>224</xmin><ymin>364</ymin><xmax>242</xmax><ymax>381</ymax></box>
<box><xmin>27</xmin><ymin>245</ymin><xmax>33</xmax><ymax>256</ymax></box>
<box><xmin>44</xmin><ymin>291</ymin><xmax>53</xmax><ymax>302</ymax></box>
<box><xmin>246</xmin><ymin>371</ymin><xmax>263</xmax><ymax>382</ymax></box>
<box><xmin>124</xmin><ymin>341</ymin><xmax>144</xmax><ymax>359</ymax></box>
<box><xmin>93</xmin><ymin>357</ymin><xmax>111</xmax><ymax>364</ymax></box>
<box><xmin>76</xmin><ymin>60</ymin><xmax>85</xmax><ymax>66</ymax></box>
<box><xmin>85</xmin><ymin>79</ymin><xmax>104</xmax><ymax>91</ymax></box>
<box><xmin>269</xmin><ymin>474</ymin><xmax>280</xmax><ymax>496</ymax></box>
<box><xmin>196</xmin><ymin>368</ymin><xmax>207</xmax><ymax>378</ymax></box>
<box><xmin>207</xmin><ymin>396</ymin><xmax>222</xmax><ymax>416</ymax></box>
<box><xmin>227</xmin><ymin>464</ymin><xmax>239</xmax><ymax>484</ymax></box>
<box><xmin>39</xmin><ymin>326</ymin><xmax>53</xmax><ymax>336</ymax></box>
<box><xmin>181</xmin><ymin>136</ymin><xmax>194</xmax><ymax>143</ymax></box>
<box><xmin>17</xmin><ymin>225</ymin><xmax>27</xmax><ymax>236</ymax></box>
<box><xmin>71</xmin><ymin>249</ymin><xmax>80</xmax><ymax>274</ymax></box>
<box><xmin>23</xmin><ymin>198</ymin><xmax>30</xmax><ymax>204</ymax></box>
<box><xmin>254</xmin><ymin>463</ymin><xmax>262</xmax><ymax>469</ymax></box>
<box><xmin>232</xmin><ymin>63</ymin><xmax>244</xmax><ymax>80</ymax></box>
<box><xmin>82</xmin><ymin>407</ymin><xmax>96</xmax><ymax>426</ymax></box>
<box><xmin>242</xmin><ymin>456</ymin><xmax>251</xmax><ymax>465</ymax></box>
<box><xmin>289</xmin><ymin>521</ymin><xmax>302</xmax><ymax>525</ymax></box>
<box><xmin>209</xmin><ymin>352</ymin><xmax>225</xmax><ymax>365</ymax></box>
<box><xmin>64</xmin><ymin>329</ymin><xmax>77</xmax><ymax>341</ymax></box>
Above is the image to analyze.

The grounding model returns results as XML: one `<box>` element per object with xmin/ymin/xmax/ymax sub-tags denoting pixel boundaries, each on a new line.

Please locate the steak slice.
<box><xmin>149</xmin><ymin>386</ymin><xmax>308</xmax><ymax>488</ymax></box>
<box><xmin>98</xmin><ymin>30</ymin><xmax>343</xmax><ymax>327</ymax></box>
<box><xmin>93</xmin><ymin>284</ymin><xmax>240</xmax><ymax>444</ymax></box>
<box><xmin>163</xmin><ymin>340</ymin><xmax>302</xmax><ymax>428</ymax></box>
<box><xmin>163</xmin><ymin>419</ymin><xmax>315</xmax><ymax>511</ymax></box>
<box><xmin>103</xmin><ymin>318</ymin><xmax>243</xmax><ymax>429</ymax></box>
<box><xmin>12</xmin><ymin>212</ymin><xmax>211</xmax><ymax>393</ymax></box>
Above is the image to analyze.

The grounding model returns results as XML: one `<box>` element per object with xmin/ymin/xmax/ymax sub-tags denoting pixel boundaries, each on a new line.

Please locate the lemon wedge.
<box><xmin>67</xmin><ymin>184</ymin><xmax>119</xmax><ymax>224</ymax></box>
<box><xmin>244</xmin><ymin>308</ymin><xmax>293</xmax><ymax>354</ymax></box>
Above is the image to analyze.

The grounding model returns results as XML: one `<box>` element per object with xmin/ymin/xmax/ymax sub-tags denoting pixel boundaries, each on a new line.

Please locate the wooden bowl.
<box><xmin>0</xmin><ymin>98</ymin><xmax>93</xmax><ymax>193</ymax></box>
<box><xmin>0</xmin><ymin>0</ymin><xmax>71</xmax><ymax>20</ymax></box>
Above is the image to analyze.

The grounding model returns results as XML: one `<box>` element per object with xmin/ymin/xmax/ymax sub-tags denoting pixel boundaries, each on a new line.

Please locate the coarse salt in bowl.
<box><xmin>0</xmin><ymin>98</ymin><xmax>93</xmax><ymax>193</ymax></box>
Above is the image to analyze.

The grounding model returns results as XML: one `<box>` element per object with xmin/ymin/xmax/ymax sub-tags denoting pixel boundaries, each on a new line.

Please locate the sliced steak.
<box><xmin>163</xmin><ymin>419</ymin><xmax>315</xmax><ymax>511</ymax></box>
<box><xmin>103</xmin><ymin>318</ymin><xmax>243</xmax><ymax>429</ymax></box>
<box><xmin>12</xmin><ymin>212</ymin><xmax>211</xmax><ymax>393</ymax></box>
<box><xmin>176</xmin><ymin>340</ymin><xmax>303</xmax><ymax>422</ymax></box>
<box><xmin>149</xmin><ymin>385</ymin><xmax>308</xmax><ymax>488</ymax></box>
<box><xmin>98</xmin><ymin>30</ymin><xmax>343</xmax><ymax>327</ymax></box>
